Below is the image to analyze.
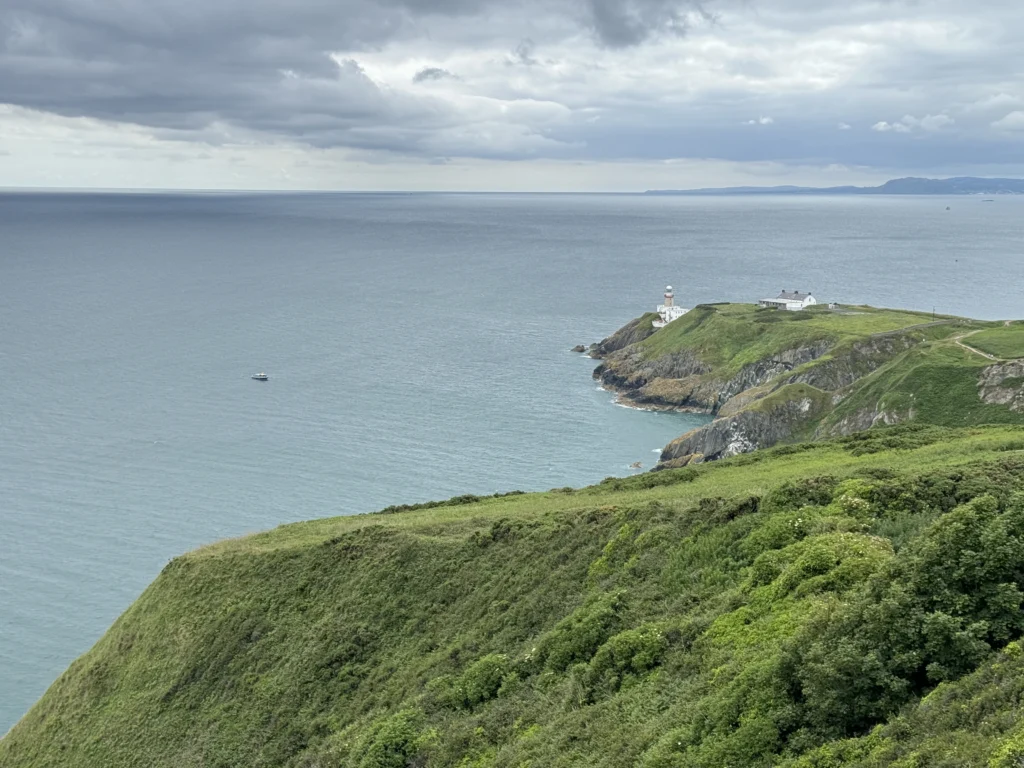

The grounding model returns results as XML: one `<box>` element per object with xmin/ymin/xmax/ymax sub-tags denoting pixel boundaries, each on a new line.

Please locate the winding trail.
<box><xmin>954</xmin><ymin>329</ymin><xmax>1000</xmax><ymax>362</ymax></box>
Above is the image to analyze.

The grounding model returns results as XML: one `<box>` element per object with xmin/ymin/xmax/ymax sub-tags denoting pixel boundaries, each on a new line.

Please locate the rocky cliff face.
<box><xmin>593</xmin><ymin>346</ymin><xmax>716</xmax><ymax>408</ymax></box>
<box><xmin>719</xmin><ymin>341</ymin><xmax>834</xmax><ymax>402</ymax></box>
<box><xmin>979</xmin><ymin>362</ymin><xmax>1024</xmax><ymax>412</ymax></box>
<box><xmin>592</xmin><ymin>316</ymin><xmax>937</xmax><ymax>466</ymax></box>
<box><xmin>817</xmin><ymin>403</ymin><xmax>915</xmax><ymax>438</ymax></box>
<box><xmin>659</xmin><ymin>389</ymin><xmax>829</xmax><ymax>467</ymax></box>
<box><xmin>788</xmin><ymin>334</ymin><xmax>920</xmax><ymax>391</ymax></box>
<box><xmin>595</xmin><ymin>340</ymin><xmax>834</xmax><ymax>413</ymax></box>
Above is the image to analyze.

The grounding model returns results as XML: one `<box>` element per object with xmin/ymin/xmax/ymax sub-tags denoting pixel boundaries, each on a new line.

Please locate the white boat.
<box><xmin>251</xmin><ymin>372</ymin><xmax>268</xmax><ymax>381</ymax></box>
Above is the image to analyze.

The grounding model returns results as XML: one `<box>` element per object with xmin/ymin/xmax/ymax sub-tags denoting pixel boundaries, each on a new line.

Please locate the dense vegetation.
<box><xmin>9</xmin><ymin>426</ymin><xmax>1024</xmax><ymax>766</ymax></box>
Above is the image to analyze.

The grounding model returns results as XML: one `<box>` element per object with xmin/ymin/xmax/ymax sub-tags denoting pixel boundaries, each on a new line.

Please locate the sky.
<box><xmin>2</xmin><ymin>0</ymin><xmax>1024</xmax><ymax>191</ymax></box>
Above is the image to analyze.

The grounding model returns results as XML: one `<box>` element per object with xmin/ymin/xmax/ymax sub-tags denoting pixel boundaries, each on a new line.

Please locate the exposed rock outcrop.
<box><xmin>787</xmin><ymin>334</ymin><xmax>920</xmax><ymax>392</ymax></box>
<box><xmin>589</xmin><ymin>310</ymin><xmax>953</xmax><ymax>467</ymax></box>
<box><xmin>979</xmin><ymin>361</ymin><xmax>1024</xmax><ymax>412</ymax></box>
<box><xmin>658</xmin><ymin>387</ymin><xmax>829</xmax><ymax>465</ymax></box>
<box><xmin>596</xmin><ymin>340</ymin><xmax>833</xmax><ymax>412</ymax></box>
<box><xmin>719</xmin><ymin>341</ymin><xmax>834</xmax><ymax>402</ymax></box>
<box><xmin>594</xmin><ymin>346</ymin><xmax>717</xmax><ymax>409</ymax></box>
<box><xmin>587</xmin><ymin>306</ymin><xmax>1024</xmax><ymax>468</ymax></box>
<box><xmin>818</xmin><ymin>404</ymin><xmax>915</xmax><ymax>437</ymax></box>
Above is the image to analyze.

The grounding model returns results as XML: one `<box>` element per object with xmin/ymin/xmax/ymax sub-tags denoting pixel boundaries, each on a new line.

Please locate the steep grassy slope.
<box><xmin>593</xmin><ymin>303</ymin><xmax>1024</xmax><ymax>465</ymax></box>
<box><xmin>822</xmin><ymin>344</ymin><xmax>1024</xmax><ymax>433</ymax></box>
<box><xmin>10</xmin><ymin>426</ymin><xmax>1024</xmax><ymax>767</ymax></box>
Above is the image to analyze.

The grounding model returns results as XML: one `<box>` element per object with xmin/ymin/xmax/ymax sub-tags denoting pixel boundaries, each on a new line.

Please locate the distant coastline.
<box><xmin>645</xmin><ymin>176</ymin><xmax>1024</xmax><ymax>196</ymax></box>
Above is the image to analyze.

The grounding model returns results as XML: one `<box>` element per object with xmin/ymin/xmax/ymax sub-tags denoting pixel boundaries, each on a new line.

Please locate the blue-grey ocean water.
<box><xmin>2</xmin><ymin>192</ymin><xmax>1023</xmax><ymax>732</ymax></box>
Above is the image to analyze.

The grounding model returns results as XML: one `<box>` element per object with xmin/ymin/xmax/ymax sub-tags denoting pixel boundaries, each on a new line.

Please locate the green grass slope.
<box><xmin>10</xmin><ymin>426</ymin><xmax>1024</xmax><ymax>767</ymax></box>
<box><xmin>968</xmin><ymin>324</ymin><xmax>1024</xmax><ymax>360</ymax></box>
<box><xmin>636</xmin><ymin>303</ymin><xmax>959</xmax><ymax>379</ymax></box>
<box><xmin>823</xmin><ymin>343</ymin><xmax>1024</xmax><ymax>430</ymax></box>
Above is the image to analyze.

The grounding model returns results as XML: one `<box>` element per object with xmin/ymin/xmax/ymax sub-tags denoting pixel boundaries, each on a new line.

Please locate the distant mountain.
<box><xmin>645</xmin><ymin>176</ymin><xmax>1024</xmax><ymax>196</ymax></box>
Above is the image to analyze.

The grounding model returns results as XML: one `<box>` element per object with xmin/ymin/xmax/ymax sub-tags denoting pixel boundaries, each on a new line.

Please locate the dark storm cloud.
<box><xmin>0</xmin><ymin>0</ymin><xmax>521</xmax><ymax>156</ymax></box>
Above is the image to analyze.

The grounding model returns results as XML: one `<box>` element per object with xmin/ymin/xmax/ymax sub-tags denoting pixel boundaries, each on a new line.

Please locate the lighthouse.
<box><xmin>653</xmin><ymin>285</ymin><xmax>689</xmax><ymax>328</ymax></box>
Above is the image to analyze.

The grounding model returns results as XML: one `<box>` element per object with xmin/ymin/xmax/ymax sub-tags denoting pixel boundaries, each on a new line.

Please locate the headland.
<box><xmin>588</xmin><ymin>299</ymin><xmax>1024</xmax><ymax>467</ymax></box>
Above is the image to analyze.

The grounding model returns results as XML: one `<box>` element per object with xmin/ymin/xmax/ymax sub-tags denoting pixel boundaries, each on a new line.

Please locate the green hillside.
<box><xmin>967</xmin><ymin>323</ymin><xmax>1024</xmax><ymax>360</ymax></box>
<box><xmin>636</xmin><ymin>303</ymin><xmax>952</xmax><ymax>377</ymax></box>
<box><xmin>593</xmin><ymin>303</ymin><xmax>1024</xmax><ymax>465</ymax></box>
<box><xmin>10</xmin><ymin>426</ymin><xmax>1024</xmax><ymax>766</ymax></box>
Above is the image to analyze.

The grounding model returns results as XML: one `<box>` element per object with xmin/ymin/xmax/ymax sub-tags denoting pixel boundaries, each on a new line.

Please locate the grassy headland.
<box><xmin>591</xmin><ymin>303</ymin><xmax>1024</xmax><ymax>465</ymax></box>
<box><xmin>636</xmin><ymin>303</ymin><xmax>948</xmax><ymax>376</ymax></box>
<box><xmin>8</xmin><ymin>426</ymin><xmax>1024</xmax><ymax>766</ymax></box>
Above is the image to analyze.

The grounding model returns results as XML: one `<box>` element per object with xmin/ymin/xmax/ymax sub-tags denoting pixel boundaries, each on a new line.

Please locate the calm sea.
<box><xmin>2</xmin><ymin>192</ymin><xmax>1023</xmax><ymax>732</ymax></box>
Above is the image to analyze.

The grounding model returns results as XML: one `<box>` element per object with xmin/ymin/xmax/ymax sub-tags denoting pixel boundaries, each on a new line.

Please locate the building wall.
<box><xmin>655</xmin><ymin>304</ymin><xmax>689</xmax><ymax>326</ymax></box>
<box><xmin>761</xmin><ymin>296</ymin><xmax>816</xmax><ymax>311</ymax></box>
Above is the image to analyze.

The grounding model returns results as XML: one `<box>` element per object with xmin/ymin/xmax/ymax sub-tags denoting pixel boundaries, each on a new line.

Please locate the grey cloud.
<box><xmin>413</xmin><ymin>67</ymin><xmax>455</xmax><ymax>82</ymax></box>
<box><xmin>1</xmin><ymin>0</ymin><xmax>605</xmax><ymax>159</ymax></box>
<box><xmin>2</xmin><ymin>0</ymin><xmax>1024</xmax><ymax>174</ymax></box>
<box><xmin>507</xmin><ymin>39</ymin><xmax>539</xmax><ymax>66</ymax></box>
<box><xmin>0</xmin><ymin>0</ymin><xmax>715</xmax><ymax>159</ymax></box>
<box><xmin>1</xmin><ymin>1</ymin><xmax>465</xmax><ymax>155</ymax></box>
<box><xmin>585</xmin><ymin>0</ymin><xmax>709</xmax><ymax>47</ymax></box>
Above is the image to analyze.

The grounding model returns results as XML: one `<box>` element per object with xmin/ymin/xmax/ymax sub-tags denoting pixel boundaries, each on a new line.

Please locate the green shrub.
<box><xmin>839</xmin><ymin>424</ymin><xmax>953</xmax><ymax>456</ymax></box>
<box><xmin>430</xmin><ymin>654</ymin><xmax>515</xmax><ymax>710</ymax></box>
<box><xmin>787</xmin><ymin>493</ymin><xmax>1024</xmax><ymax>740</ymax></box>
<box><xmin>585</xmin><ymin>624</ymin><xmax>668</xmax><ymax>697</ymax></box>
<box><xmin>461</xmin><ymin>654</ymin><xmax>511</xmax><ymax>707</ymax></box>
<box><xmin>537</xmin><ymin>592</ymin><xmax>625</xmax><ymax>671</ymax></box>
<box><xmin>761</xmin><ymin>476</ymin><xmax>838</xmax><ymax>515</ymax></box>
<box><xmin>355</xmin><ymin>709</ymin><xmax>434</xmax><ymax>768</ymax></box>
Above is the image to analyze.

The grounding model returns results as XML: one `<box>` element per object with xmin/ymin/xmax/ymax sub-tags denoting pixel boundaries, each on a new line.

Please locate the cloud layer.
<box><xmin>2</xmin><ymin>0</ymin><xmax>1024</xmax><ymax>188</ymax></box>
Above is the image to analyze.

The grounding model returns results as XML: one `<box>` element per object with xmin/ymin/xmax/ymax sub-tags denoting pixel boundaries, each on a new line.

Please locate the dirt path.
<box><xmin>954</xmin><ymin>330</ymin><xmax>1000</xmax><ymax>362</ymax></box>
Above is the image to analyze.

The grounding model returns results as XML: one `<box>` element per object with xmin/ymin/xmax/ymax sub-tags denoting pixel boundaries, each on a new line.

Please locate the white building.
<box><xmin>654</xmin><ymin>286</ymin><xmax>690</xmax><ymax>328</ymax></box>
<box><xmin>759</xmin><ymin>290</ymin><xmax>817</xmax><ymax>311</ymax></box>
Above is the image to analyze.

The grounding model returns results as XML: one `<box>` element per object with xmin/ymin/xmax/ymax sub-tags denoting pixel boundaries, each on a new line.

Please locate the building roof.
<box><xmin>777</xmin><ymin>290</ymin><xmax>812</xmax><ymax>300</ymax></box>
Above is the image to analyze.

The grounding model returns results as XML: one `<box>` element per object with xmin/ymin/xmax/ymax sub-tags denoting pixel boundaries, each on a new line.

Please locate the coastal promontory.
<box><xmin>591</xmin><ymin>302</ymin><xmax>1024</xmax><ymax>466</ymax></box>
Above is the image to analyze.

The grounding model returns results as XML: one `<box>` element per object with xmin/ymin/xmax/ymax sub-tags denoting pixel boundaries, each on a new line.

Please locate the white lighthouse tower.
<box><xmin>653</xmin><ymin>285</ymin><xmax>689</xmax><ymax>328</ymax></box>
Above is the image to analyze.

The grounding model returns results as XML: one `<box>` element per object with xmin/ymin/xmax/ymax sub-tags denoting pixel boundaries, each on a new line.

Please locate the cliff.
<box><xmin>11</xmin><ymin>426</ymin><xmax>1024</xmax><ymax>766</ymax></box>
<box><xmin>592</xmin><ymin>304</ymin><xmax>1024</xmax><ymax>466</ymax></box>
<box><xmin>588</xmin><ymin>311</ymin><xmax>658</xmax><ymax>357</ymax></box>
